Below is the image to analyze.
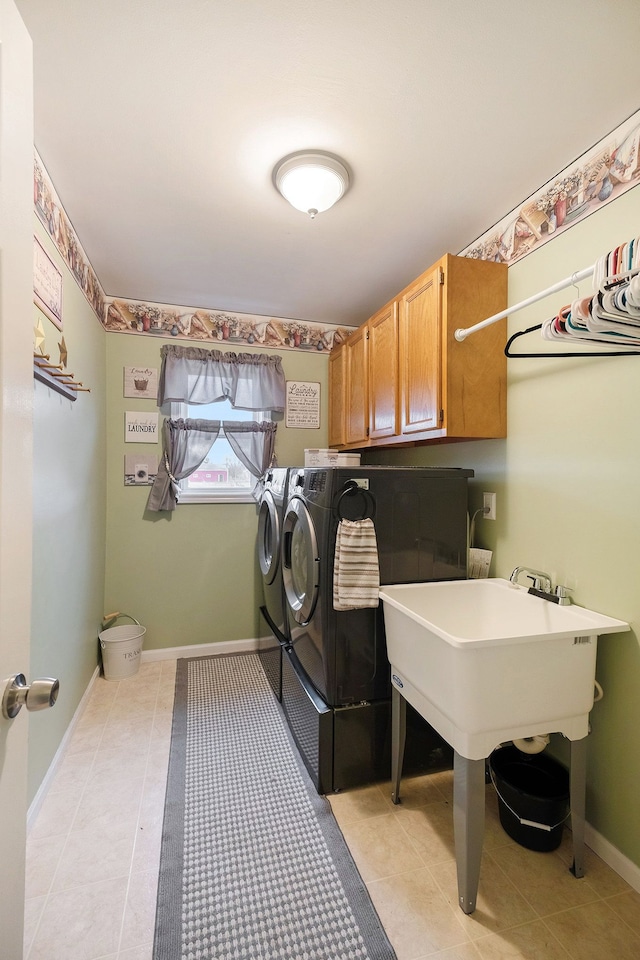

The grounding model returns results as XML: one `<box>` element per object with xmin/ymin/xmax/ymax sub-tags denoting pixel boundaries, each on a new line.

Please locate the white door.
<box><xmin>0</xmin><ymin>0</ymin><xmax>34</xmax><ymax>955</ymax></box>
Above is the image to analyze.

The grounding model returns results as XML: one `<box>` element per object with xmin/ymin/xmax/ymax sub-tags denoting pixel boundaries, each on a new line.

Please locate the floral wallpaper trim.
<box><xmin>34</xmin><ymin>151</ymin><xmax>107</xmax><ymax>323</ymax></box>
<box><xmin>459</xmin><ymin>108</ymin><xmax>640</xmax><ymax>265</ymax></box>
<box><xmin>105</xmin><ymin>299</ymin><xmax>354</xmax><ymax>354</ymax></box>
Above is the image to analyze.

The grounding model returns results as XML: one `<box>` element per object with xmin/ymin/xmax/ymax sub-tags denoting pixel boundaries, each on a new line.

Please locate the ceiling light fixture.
<box><xmin>273</xmin><ymin>151</ymin><xmax>350</xmax><ymax>220</ymax></box>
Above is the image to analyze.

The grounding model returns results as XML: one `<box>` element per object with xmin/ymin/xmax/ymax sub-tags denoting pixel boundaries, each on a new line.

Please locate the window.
<box><xmin>170</xmin><ymin>399</ymin><xmax>270</xmax><ymax>503</ymax></box>
<box><xmin>147</xmin><ymin>345</ymin><xmax>283</xmax><ymax>513</ymax></box>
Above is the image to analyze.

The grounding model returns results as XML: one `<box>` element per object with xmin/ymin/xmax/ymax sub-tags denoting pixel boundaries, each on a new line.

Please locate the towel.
<box><xmin>333</xmin><ymin>518</ymin><xmax>380</xmax><ymax>611</ymax></box>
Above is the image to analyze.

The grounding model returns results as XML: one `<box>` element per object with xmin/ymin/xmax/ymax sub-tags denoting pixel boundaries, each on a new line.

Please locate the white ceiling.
<box><xmin>16</xmin><ymin>0</ymin><xmax>640</xmax><ymax>327</ymax></box>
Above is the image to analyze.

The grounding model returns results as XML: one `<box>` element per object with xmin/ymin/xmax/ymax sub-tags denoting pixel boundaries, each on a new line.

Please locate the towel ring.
<box><xmin>335</xmin><ymin>480</ymin><xmax>376</xmax><ymax>521</ymax></box>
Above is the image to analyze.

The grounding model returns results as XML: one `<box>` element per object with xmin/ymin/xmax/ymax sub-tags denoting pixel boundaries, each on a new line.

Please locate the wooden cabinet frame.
<box><xmin>329</xmin><ymin>253</ymin><xmax>507</xmax><ymax>450</ymax></box>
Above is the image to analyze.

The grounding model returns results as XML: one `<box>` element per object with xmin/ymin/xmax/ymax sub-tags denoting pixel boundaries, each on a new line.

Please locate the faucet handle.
<box><xmin>555</xmin><ymin>584</ymin><xmax>573</xmax><ymax>604</ymax></box>
<box><xmin>527</xmin><ymin>575</ymin><xmax>544</xmax><ymax>590</ymax></box>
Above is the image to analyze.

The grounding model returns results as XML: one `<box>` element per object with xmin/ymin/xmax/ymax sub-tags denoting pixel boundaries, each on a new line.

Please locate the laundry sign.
<box><xmin>125</xmin><ymin>411</ymin><xmax>159</xmax><ymax>443</ymax></box>
<box><xmin>123</xmin><ymin>365</ymin><xmax>158</xmax><ymax>399</ymax></box>
<box><xmin>285</xmin><ymin>380</ymin><xmax>321</xmax><ymax>429</ymax></box>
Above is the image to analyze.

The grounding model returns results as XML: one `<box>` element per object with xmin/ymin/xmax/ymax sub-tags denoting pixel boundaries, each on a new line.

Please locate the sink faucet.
<box><xmin>509</xmin><ymin>566</ymin><xmax>573</xmax><ymax>605</ymax></box>
<box><xmin>509</xmin><ymin>566</ymin><xmax>553</xmax><ymax>592</ymax></box>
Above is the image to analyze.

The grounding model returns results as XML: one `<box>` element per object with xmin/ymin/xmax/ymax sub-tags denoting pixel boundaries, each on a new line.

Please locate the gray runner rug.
<box><xmin>153</xmin><ymin>653</ymin><xmax>397</xmax><ymax>960</ymax></box>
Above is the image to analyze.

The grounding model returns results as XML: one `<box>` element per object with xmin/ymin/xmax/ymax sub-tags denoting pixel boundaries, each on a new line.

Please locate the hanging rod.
<box><xmin>454</xmin><ymin>265</ymin><xmax>595</xmax><ymax>342</ymax></box>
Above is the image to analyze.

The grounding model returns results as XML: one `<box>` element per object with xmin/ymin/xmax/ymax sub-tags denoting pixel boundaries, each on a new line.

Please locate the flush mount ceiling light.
<box><xmin>273</xmin><ymin>151</ymin><xmax>350</xmax><ymax>219</ymax></box>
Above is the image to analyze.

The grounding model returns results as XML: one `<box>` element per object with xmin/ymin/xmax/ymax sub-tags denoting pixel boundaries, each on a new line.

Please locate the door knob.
<box><xmin>2</xmin><ymin>674</ymin><xmax>60</xmax><ymax>719</ymax></box>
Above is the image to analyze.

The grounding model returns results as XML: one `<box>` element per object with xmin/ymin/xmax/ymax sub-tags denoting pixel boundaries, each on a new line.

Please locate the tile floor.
<box><xmin>24</xmin><ymin>659</ymin><xmax>640</xmax><ymax>960</ymax></box>
<box><xmin>24</xmin><ymin>660</ymin><xmax>176</xmax><ymax>960</ymax></box>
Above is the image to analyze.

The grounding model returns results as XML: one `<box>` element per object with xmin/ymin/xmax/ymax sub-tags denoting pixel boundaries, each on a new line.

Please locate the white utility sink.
<box><xmin>381</xmin><ymin>577</ymin><xmax>630</xmax><ymax>915</ymax></box>
<box><xmin>380</xmin><ymin>577</ymin><xmax>629</xmax><ymax>760</ymax></box>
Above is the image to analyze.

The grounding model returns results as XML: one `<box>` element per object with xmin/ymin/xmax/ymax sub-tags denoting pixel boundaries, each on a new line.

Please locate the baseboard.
<box><xmin>141</xmin><ymin>636</ymin><xmax>266</xmax><ymax>662</ymax></box>
<box><xmin>27</xmin><ymin>665</ymin><xmax>101</xmax><ymax>834</ymax></box>
<box><xmin>584</xmin><ymin>822</ymin><xmax>640</xmax><ymax>893</ymax></box>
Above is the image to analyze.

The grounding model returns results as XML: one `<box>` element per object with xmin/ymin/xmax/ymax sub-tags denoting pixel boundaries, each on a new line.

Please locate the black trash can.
<box><xmin>489</xmin><ymin>746</ymin><xmax>570</xmax><ymax>852</ymax></box>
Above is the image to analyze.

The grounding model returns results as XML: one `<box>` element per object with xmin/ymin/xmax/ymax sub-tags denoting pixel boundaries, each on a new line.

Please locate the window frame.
<box><xmin>169</xmin><ymin>400</ymin><xmax>270</xmax><ymax>504</ymax></box>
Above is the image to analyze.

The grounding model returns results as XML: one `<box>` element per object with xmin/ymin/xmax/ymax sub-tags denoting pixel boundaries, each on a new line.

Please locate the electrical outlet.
<box><xmin>483</xmin><ymin>492</ymin><xmax>496</xmax><ymax>521</ymax></box>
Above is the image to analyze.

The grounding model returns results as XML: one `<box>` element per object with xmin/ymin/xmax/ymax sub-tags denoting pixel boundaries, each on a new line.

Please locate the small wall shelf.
<box><xmin>33</xmin><ymin>355</ymin><xmax>90</xmax><ymax>400</ymax></box>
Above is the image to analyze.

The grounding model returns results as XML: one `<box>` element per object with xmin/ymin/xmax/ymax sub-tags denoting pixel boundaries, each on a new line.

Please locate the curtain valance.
<box><xmin>146</xmin><ymin>418</ymin><xmax>277</xmax><ymax>512</ymax></box>
<box><xmin>157</xmin><ymin>344</ymin><xmax>286</xmax><ymax>414</ymax></box>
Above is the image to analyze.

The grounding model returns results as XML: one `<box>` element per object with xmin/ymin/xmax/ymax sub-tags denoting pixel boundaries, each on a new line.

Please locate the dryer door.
<box><xmin>257</xmin><ymin>490</ymin><xmax>280</xmax><ymax>585</ymax></box>
<box><xmin>282</xmin><ymin>496</ymin><xmax>320</xmax><ymax>624</ymax></box>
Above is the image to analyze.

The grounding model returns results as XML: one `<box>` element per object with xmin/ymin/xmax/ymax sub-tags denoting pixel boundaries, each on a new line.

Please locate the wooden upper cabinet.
<box><xmin>398</xmin><ymin>265</ymin><xmax>442</xmax><ymax>435</ymax></box>
<box><xmin>368</xmin><ymin>301</ymin><xmax>398</xmax><ymax>439</ymax></box>
<box><xmin>440</xmin><ymin>254</ymin><xmax>508</xmax><ymax>440</ymax></box>
<box><xmin>327</xmin><ymin>252</ymin><xmax>507</xmax><ymax>450</ymax></box>
<box><xmin>345</xmin><ymin>323</ymin><xmax>369</xmax><ymax>445</ymax></box>
<box><xmin>328</xmin><ymin>342</ymin><xmax>346</xmax><ymax>447</ymax></box>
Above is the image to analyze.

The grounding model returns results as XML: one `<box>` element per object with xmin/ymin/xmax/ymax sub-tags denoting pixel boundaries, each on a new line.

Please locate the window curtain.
<box><xmin>157</xmin><ymin>344</ymin><xmax>286</xmax><ymax>415</ymax></box>
<box><xmin>146</xmin><ymin>418</ymin><xmax>277</xmax><ymax>512</ymax></box>
<box><xmin>146</xmin><ymin>419</ymin><xmax>221</xmax><ymax>512</ymax></box>
<box><xmin>223</xmin><ymin>421</ymin><xmax>278</xmax><ymax>483</ymax></box>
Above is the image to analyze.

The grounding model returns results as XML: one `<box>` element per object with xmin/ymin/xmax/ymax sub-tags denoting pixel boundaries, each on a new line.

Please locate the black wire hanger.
<box><xmin>505</xmin><ymin>323</ymin><xmax>640</xmax><ymax>358</ymax></box>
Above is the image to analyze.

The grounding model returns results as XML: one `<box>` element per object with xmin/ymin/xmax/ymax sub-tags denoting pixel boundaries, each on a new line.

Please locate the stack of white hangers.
<box><xmin>542</xmin><ymin>238</ymin><xmax>640</xmax><ymax>348</ymax></box>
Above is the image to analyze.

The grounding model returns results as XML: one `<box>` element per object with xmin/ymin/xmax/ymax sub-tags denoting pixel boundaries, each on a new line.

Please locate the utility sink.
<box><xmin>380</xmin><ymin>578</ymin><xmax>629</xmax><ymax>760</ymax></box>
<box><xmin>380</xmin><ymin>577</ymin><xmax>630</xmax><ymax>915</ymax></box>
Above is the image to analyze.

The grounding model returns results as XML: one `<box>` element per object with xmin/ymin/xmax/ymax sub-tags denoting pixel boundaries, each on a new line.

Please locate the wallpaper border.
<box><xmin>459</xmin><ymin>109</ymin><xmax>640</xmax><ymax>265</ymax></box>
<box><xmin>104</xmin><ymin>298</ymin><xmax>353</xmax><ymax>354</ymax></box>
<box><xmin>34</xmin><ymin>150</ymin><xmax>107</xmax><ymax>324</ymax></box>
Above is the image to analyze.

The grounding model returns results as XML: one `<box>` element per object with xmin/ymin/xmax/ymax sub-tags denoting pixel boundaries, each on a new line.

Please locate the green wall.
<box><xmin>367</xmin><ymin>185</ymin><xmax>640</xmax><ymax>867</ymax></box>
<box><xmin>29</xmin><ymin>218</ymin><xmax>107</xmax><ymax>802</ymax></box>
<box><xmin>104</xmin><ymin>333</ymin><xmax>328</xmax><ymax>649</ymax></box>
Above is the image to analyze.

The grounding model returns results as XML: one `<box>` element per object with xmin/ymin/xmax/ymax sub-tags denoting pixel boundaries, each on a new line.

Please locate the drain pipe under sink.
<box><xmin>513</xmin><ymin>734</ymin><xmax>550</xmax><ymax>754</ymax></box>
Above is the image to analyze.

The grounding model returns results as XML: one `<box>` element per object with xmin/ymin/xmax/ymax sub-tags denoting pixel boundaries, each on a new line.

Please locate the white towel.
<box><xmin>333</xmin><ymin>518</ymin><xmax>380</xmax><ymax>611</ymax></box>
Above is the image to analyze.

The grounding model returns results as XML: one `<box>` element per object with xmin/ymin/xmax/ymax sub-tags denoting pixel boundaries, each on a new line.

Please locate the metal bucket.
<box><xmin>99</xmin><ymin>615</ymin><xmax>145</xmax><ymax>681</ymax></box>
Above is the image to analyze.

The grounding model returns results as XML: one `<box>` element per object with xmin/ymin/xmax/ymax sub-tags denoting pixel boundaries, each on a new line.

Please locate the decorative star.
<box><xmin>34</xmin><ymin>318</ymin><xmax>46</xmax><ymax>355</ymax></box>
<box><xmin>58</xmin><ymin>336</ymin><xmax>68</xmax><ymax>368</ymax></box>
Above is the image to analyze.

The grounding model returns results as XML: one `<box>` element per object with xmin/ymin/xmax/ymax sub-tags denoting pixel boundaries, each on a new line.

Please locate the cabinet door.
<box><xmin>345</xmin><ymin>324</ymin><xmax>369</xmax><ymax>445</ymax></box>
<box><xmin>369</xmin><ymin>301</ymin><xmax>398</xmax><ymax>439</ymax></box>
<box><xmin>328</xmin><ymin>344</ymin><xmax>346</xmax><ymax>447</ymax></box>
<box><xmin>398</xmin><ymin>266</ymin><xmax>442</xmax><ymax>435</ymax></box>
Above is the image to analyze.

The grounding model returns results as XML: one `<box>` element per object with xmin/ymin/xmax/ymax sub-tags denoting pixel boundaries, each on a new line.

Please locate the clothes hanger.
<box><xmin>504</xmin><ymin>322</ymin><xmax>640</xmax><ymax>358</ymax></box>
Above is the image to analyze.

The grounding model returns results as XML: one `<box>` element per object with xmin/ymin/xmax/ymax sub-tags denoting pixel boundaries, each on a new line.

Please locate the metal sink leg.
<box><xmin>569</xmin><ymin>736</ymin><xmax>587</xmax><ymax>878</ymax></box>
<box><xmin>391</xmin><ymin>684</ymin><xmax>406</xmax><ymax>804</ymax></box>
<box><xmin>454</xmin><ymin>751</ymin><xmax>486</xmax><ymax>914</ymax></box>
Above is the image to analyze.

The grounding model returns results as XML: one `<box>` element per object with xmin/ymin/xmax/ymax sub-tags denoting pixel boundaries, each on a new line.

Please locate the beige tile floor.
<box><xmin>24</xmin><ymin>660</ymin><xmax>640</xmax><ymax>960</ymax></box>
<box><xmin>24</xmin><ymin>660</ymin><xmax>176</xmax><ymax>960</ymax></box>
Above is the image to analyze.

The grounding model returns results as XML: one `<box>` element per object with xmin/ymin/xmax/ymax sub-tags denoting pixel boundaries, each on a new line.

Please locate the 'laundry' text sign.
<box><xmin>125</xmin><ymin>411</ymin><xmax>159</xmax><ymax>443</ymax></box>
<box><xmin>285</xmin><ymin>380</ymin><xmax>321</xmax><ymax>429</ymax></box>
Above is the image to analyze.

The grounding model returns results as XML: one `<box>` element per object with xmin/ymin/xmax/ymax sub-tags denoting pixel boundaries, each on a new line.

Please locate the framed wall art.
<box><xmin>124</xmin><ymin>453</ymin><xmax>158</xmax><ymax>486</ymax></box>
<box><xmin>124</xmin><ymin>366</ymin><xmax>158</xmax><ymax>399</ymax></box>
<box><xmin>125</xmin><ymin>411</ymin><xmax>159</xmax><ymax>443</ymax></box>
<box><xmin>33</xmin><ymin>236</ymin><xmax>63</xmax><ymax>330</ymax></box>
<box><xmin>285</xmin><ymin>380</ymin><xmax>321</xmax><ymax>429</ymax></box>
